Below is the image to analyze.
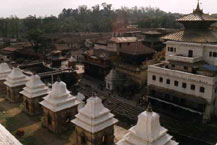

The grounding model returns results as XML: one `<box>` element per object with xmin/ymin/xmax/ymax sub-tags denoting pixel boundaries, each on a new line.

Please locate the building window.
<box><xmin>171</xmin><ymin>47</ymin><xmax>173</xmax><ymax>52</ymax></box>
<box><xmin>213</xmin><ymin>52</ymin><xmax>217</xmax><ymax>57</ymax></box>
<box><xmin>215</xmin><ymin>87</ymin><xmax>217</xmax><ymax>93</ymax></box>
<box><xmin>159</xmin><ymin>77</ymin><xmax>163</xmax><ymax>83</ymax></box>
<box><xmin>174</xmin><ymin>81</ymin><xmax>179</xmax><ymax>86</ymax></box>
<box><xmin>119</xmin><ymin>43</ymin><xmax>122</xmax><ymax>48</ymax></box>
<box><xmin>184</xmin><ymin>66</ymin><xmax>188</xmax><ymax>70</ymax></box>
<box><xmin>174</xmin><ymin>48</ymin><xmax>176</xmax><ymax>52</ymax></box>
<box><xmin>152</xmin><ymin>75</ymin><xmax>156</xmax><ymax>81</ymax></box>
<box><xmin>172</xmin><ymin>64</ymin><xmax>175</xmax><ymax>68</ymax></box>
<box><xmin>209</xmin><ymin>52</ymin><xmax>213</xmax><ymax>57</ymax></box>
<box><xmin>47</xmin><ymin>114</ymin><xmax>52</xmax><ymax>125</ymax></box>
<box><xmin>200</xmin><ymin>87</ymin><xmax>205</xmax><ymax>93</ymax></box>
<box><xmin>191</xmin><ymin>84</ymin><xmax>195</xmax><ymax>90</ymax></box>
<box><xmin>166</xmin><ymin>79</ymin><xmax>170</xmax><ymax>84</ymax></box>
<box><xmin>182</xmin><ymin>83</ymin><xmax>187</xmax><ymax>88</ymax></box>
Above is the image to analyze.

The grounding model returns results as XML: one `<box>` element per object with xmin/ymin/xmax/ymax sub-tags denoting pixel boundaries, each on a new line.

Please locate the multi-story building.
<box><xmin>147</xmin><ymin>2</ymin><xmax>217</xmax><ymax>122</ymax></box>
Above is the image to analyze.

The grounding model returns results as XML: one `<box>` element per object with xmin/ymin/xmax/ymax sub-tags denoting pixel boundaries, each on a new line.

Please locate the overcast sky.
<box><xmin>0</xmin><ymin>0</ymin><xmax>216</xmax><ymax>18</ymax></box>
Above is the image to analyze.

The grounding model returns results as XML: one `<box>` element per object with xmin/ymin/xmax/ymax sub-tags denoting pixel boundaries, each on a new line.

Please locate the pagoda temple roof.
<box><xmin>0</xmin><ymin>63</ymin><xmax>11</xmax><ymax>81</ymax></box>
<box><xmin>20</xmin><ymin>75</ymin><xmax>49</xmax><ymax>98</ymax></box>
<box><xmin>163</xmin><ymin>1</ymin><xmax>217</xmax><ymax>43</ymax></box>
<box><xmin>177</xmin><ymin>1</ymin><xmax>217</xmax><ymax>22</ymax></box>
<box><xmin>40</xmin><ymin>81</ymin><xmax>80</xmax><ymax>112</ymax></box>
<box><xmin>162</xmin><ymin>30</ymin><xmax>217</xmax><ymax>43</ymax></box>
<box><xmin>177</xmin><ymin>13</ymin><xmax>217</xmax><ymax>22</ymax></box>
<box><xmin>71</xmin><ymin>94</ymin><xmax>118</xmax><ymax>133</ymax></box>
<box><xmin>4</xmin><ymin>67</ymin><xmax>28</xmax><ymax>87</ymax></box>
<box><xmin>117</xmin><ymin>105</ymin><xmax>178</xmax><ymax>145</ymax></box>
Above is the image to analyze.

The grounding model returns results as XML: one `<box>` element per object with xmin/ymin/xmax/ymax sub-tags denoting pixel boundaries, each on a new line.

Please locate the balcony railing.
<box><xmin>167</xmin><ymin>54</ymin><xmax>202</xmax><ymax>63</ymax></box>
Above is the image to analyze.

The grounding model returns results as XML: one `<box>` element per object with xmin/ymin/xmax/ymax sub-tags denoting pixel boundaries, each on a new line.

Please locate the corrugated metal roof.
<box><xmin>110</xmin><ymin>37</ymin><xmax>138</xmax><ymax>43</ymax></box>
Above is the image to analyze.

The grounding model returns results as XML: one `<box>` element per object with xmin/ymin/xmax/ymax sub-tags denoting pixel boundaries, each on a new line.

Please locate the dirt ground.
<box><xmin>0</xmin><ymin>97</ymin><xmax>127</xmax><ymax>145</ymax></box>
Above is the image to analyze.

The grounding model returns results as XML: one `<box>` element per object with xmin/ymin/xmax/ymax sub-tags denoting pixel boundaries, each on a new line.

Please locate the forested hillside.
<box><xmin>0</xmin><ymin>3</ymin><xmax>184</xmax><ymax>38</ymax></box>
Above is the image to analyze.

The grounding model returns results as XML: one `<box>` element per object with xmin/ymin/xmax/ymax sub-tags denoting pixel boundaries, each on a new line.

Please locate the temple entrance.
<box><xmin>47</xmin><ymin>114</ymin><xmax>52</xmax><ymax>125</ymax></box>
<box><xmin>80</xmin><ymin>133</ymin><xmax>86</xmax><ymax>145</ymax></box>
<box><xmin>102</xmin><ymin>135</ymin><xmax>108</xmax><ymax>145</ymax></box>
<box><xmin>25</xmin><ymin>99</ymin><xmax>29</xmax><ymax>111</ymax></box>
<box><xmin>188</xmin><ymin>50</ymin><xmax>193</xmax><ymax>57</ymax></box>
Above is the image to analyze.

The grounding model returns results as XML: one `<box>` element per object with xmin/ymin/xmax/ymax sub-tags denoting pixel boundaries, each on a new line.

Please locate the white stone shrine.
<box><xmin>0</xmin><ymin>63</ymin><xmax>11</xmax><ymax>96</ymax></box>
<box><xmin>40</xmin><ymin>80</ymin><xmax>80</xmax><ymax>133</ymax></box>
<box><xmin>117</xmin><ymin>105</ymin><xmax>178</xmax><ymax>145</ymax></box>
<box><xmin>71</xmin><ymin>93</ymin><xmax>118</xmax><ymax>145</ymax></box>
<box><xmin>20</xmin><ymin>75</ymin><xmax>49</xmax><ymax>115</ymax></box>
<box><xmin>105</xmin><ymin>69</ymin><xmax>117</xmax><ymax>90</ymax></box>
<box><xmin>4</xmin><ymin>67</ymin><xmax>28</xmax><ymax>102</ymax></box>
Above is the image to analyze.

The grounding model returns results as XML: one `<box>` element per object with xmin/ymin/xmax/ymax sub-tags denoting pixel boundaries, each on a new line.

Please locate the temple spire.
<box><xmin>146</xmin><ymin>103</ymin><xmax>152</xmax><ymax>112</ymax></box>
<box><xmin>194</xmin><ymin>0</ymin><xmax>203</xmax><ymax>14</ymax></box>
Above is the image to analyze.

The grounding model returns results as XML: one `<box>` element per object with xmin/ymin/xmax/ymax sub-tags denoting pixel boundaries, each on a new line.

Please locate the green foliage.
<box><xmin>0</xmin><ymin>4</ymin><xmax>182</xmax><ymax>38</ymax></box>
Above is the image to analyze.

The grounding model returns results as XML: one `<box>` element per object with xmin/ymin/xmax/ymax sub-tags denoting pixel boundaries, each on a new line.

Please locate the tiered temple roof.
<box><xmin>117</xmin><ymin>105</ymin><xmax>178</xmax><ymax>145</ymax></box>
<box><xmin>0</xmin><ymin>124</ymin><xmax>22</xmax><ymax>145</ymax></box>
<box><xmin>71</xmin><ymin>94</ymin><xmax>118</xmax><ymax>133</ymax></box>
<box><xmin>4</xmin><ymin>67</ymin><xmax>28</xmax><ymax>87</ymax></box>
<box><xmin>20</xmin><ymin>75</ymin><xmax>49</xmax><ymax>98</ymax></box>
<box><xmin>0</xmin><ymin>63</ymin><xmax>11</xmax><ymax>81</ymax></box>
<box><xmin>40</xmin><ymin>81</ymin><xmax>80</xmax><ymax>112</ymax></box>
<box><xmin>162</xmin><ymin>1</ymin><xmax>217</xmax><ymax>43</ymax></box>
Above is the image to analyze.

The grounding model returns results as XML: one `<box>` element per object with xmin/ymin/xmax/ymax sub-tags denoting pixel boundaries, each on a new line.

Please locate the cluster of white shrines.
<box><xmin>0</xmin><ymin>62</ymin><xmax>178</xmax><ymax>145</ymax></box>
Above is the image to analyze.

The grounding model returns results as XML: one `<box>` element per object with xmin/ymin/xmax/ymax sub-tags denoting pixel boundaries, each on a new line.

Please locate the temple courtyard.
<box><xmin>0</xmin><ymin>97</ymin><xmax>128</xmax><ymax>145</ymax></box>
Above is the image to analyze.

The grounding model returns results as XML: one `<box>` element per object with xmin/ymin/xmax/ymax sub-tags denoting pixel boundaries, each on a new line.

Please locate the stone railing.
<box><xmin>167</xmin><ymin>54</ymin><xmax>202</xmax><ymax>63</ymax></box>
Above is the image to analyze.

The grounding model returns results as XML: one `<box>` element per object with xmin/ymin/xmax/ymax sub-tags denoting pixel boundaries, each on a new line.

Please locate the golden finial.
<box><xmin>146</xmin><ymin>103</ymin><xmax>152</xmax><ymax>112</ymax></box>
<box><xmin>194</xmin><ymin>0</ymin><xmax>203</xmax><ymax>14</ymax></box>
<box><xmin>57</xmin><ymin>75</ymin><xmax>61</xmax><ymax>82</ymax></box>
<box><xmin>92</xmin><ymin>92</ymin><xmax>97</xmax><ymax>98</ymax></box>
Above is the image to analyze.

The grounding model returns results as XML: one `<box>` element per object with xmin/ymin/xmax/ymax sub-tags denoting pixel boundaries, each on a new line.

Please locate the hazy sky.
<box><xmin>0</xmin><ymin>0</ymin><xmax>216</xmax><ymax>18</ymax></box>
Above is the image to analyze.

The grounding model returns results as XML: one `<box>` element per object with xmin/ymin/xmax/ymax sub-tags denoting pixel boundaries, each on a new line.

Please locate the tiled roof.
<box><xmin>54</xmin><ymin>44</ymin><xmax>71</xmax><ymax>51</ymax></box>
<box><xmin>162</xmin><ymin>30</ymin><xmax>217</xmax><ymax>43</ymax></box>
<box><xmin>177</xmin><ymin>2</ymin><xmax>217</xmax><ymax>22</ymax></box>
<box><xmin>119</xmin><ymin>42</ymin><xmax>155</xmax><ymax>55</ymax></box>
<box><xmin>177</xmin><ymin>13</ymin><xmax>217</xmax><ymax>22</ymax></box>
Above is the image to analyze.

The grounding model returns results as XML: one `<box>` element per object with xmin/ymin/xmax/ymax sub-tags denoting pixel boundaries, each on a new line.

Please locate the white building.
<box><xmin>0</xmin><ymin>124</ymin><xmax>22</xmax><ymax>145</ymax></box>
<box><xmin>105</xmin><ymin>69</ymin><xmax>117</xmax><ymax>90</ymax></box>
<box><xmin>147</xmin><ymin>3</ymin><xmax>217</xmax><ymax>122</ymax></box>
<box><xmin>117</xmin><ymin>105</ymin><xmax>178</xmax><ymax>145</ymax></box>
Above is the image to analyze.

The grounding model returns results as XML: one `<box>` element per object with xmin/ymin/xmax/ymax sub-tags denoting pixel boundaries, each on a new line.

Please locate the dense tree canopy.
<box><xmin>0</xmin><ymin>3</ymin><xmax>183</xmax><ymax>38</ymax></box>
